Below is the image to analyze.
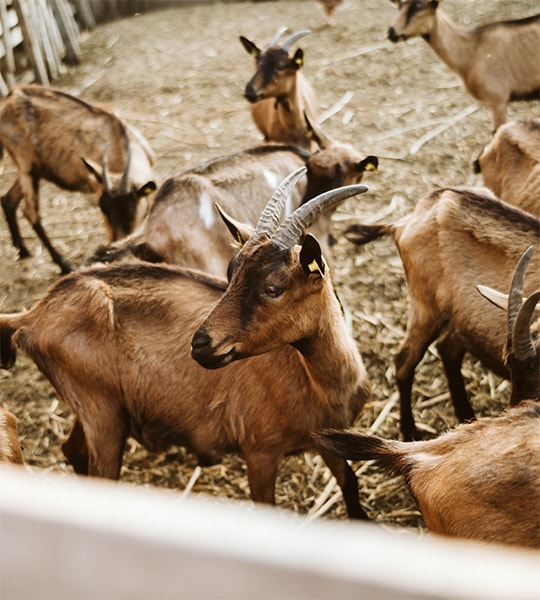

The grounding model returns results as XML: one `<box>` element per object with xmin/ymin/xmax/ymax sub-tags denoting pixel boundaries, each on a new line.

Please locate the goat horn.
<box><xmin>255</xmin><ymin>166</ymin><xmax>307</xmax><ymax>238</ymax></box>
<box><xmin>120</xmin><ymin>144</ymin><xmax>132</xmax><ymax>194</ymax></box>
<box><xmin>270</xmin><ymin>26</ymin><xmax>289</xmax><ymax>47</ymax></box>
<box><xmin>508</xmin><ymin>246</ymin><xmax>535</xmax><ymax>337</ymax></box>
<box><xmin>281</xmin><ymin>29</ymin><xmax>312</xmax><ymax>51</ymax></box>
<box><xmin>512</xmin><ymin>290</ymin><xmax>540</xmax><ymax>361</ymax></box>
<box><xmin>101</xmin><ymin>144</ymin><xmax>112</xmax><ymax>194</ymax></box>
<box><xmin>272</xmin><ymin>184</ymin><xmax>368</xmax><ymax>249</ymax></box>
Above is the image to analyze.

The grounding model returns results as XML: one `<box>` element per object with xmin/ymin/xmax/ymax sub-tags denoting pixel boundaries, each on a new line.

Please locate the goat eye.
<box><xmin>265</xmin><ymin>285</ymin><xmax>283</xmax><ymax>298</ymax></box>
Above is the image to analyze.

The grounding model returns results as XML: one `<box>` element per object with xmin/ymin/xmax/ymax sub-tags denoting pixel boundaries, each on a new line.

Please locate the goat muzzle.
<box><xmin>191</xmin><ymin>329</ymin><xmax>236</xmax><ymax>369</ymax></box>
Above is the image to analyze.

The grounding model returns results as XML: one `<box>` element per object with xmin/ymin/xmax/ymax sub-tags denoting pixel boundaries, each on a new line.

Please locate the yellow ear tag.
<box><xmin>236</xmin><ymin>232</ymin><xmax>244</xmax><ymax>246</ymax></box>
<box><xmin>365</xmin><ymin>163</ymin><xmax>377</xmax><ymax>172</ymax></box>
<box><xmin>307</xmin><ymin>257</ymin><xmax>326</xmax><ymax>278</ymax></box>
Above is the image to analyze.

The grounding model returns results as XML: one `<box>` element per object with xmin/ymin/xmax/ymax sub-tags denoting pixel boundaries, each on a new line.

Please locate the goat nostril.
<box><xmin>388</xmin><ymin>28</ymin><xmax>399</xmax><ymax>42</ymax></box>
<box><xmin>191</xmin><ymin>330</ymin><xmax>211</xmax><ymax>353</ymax></box>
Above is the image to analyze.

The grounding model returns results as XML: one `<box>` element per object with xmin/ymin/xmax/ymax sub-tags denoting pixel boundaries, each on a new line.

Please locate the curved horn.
<box><xmin>120</xmin><ymin>144</ymin><xmax>131</xmax><ymax>194</ymax></box>
<box><xmin>281</xmin><ymin>29</ymin><xmax>312</xmax><ymax>51</ymax></box>
<box><xmin>254</xmin><ymin>166</ymin><xmax>307</xmax><ymax>238</ymax></box>
<box><xmin>272</xmin><ymin>184</ymin><xmax>368</xmax><ymax>249</ymax></box>
<box><xmin>512</xmin><ymin>290</ymin><xmax>540</xmax><ymax>361</ymax></box>
<box><xmin>270</xmin><ymin>26</ymin><xmax>289</xmax><ymax>47</ymax></box>
<box><xmin>508</xmin><ymin>246</ymin><xmax>535</xmax><ymax>337</ymax></box>
<box><xmin>101</xmin><ymin>144</ymin><xmax>112</xmax><ymax>194</ymax></box>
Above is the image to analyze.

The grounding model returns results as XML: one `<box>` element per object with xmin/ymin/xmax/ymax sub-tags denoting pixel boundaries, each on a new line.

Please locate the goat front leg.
<box><xmin>320</xmin><ymin>449</ymin><xmax>368</xmax><ymax>520</ymax></box>
<box><xmin>394</xmin><ymin>312</ymin><xmax>443</xmax><ymax>441</ymax></box>
<box><xmin>436</xmin><ymin>332</ymin><xmax>475</xmax><ymax>424</ymax></box>
<box><xmin>23</xmin><ymin>176</ymin><xmax>72</xmax><ymax>274</ymax></box>
<box><xmin>244</xmin><ymin>449</ymin><xmax>280</xmax><ymax>505</ymax></box>
<box><xmin>62</xmin><ymin>417</ymin><xmax>90</xmax><ymax>475</ymax></box>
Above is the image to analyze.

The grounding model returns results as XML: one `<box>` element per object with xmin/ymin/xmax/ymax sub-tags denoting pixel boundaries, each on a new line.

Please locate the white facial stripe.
<box><xmin>199</xmin><ymin>190</ymin><xmax>215</xmax><ymax>229</ymax></box>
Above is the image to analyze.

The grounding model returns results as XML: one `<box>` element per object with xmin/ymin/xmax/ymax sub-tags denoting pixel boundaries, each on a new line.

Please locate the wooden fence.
<box><xmin>0</xmin><ymin>0</ymin><xmax>223</xmax><ymax>95</ymax></box>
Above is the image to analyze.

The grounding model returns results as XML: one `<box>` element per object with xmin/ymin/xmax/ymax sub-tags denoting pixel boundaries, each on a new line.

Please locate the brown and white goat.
<box><xmin>240</xmin><ymin>29</ymin><xmax>318</xmax><ymax>151</ymax></box>
<box><xmin>474</xmin><ymin>118</ymin><xmax>540</xmax><ymax>218</ymax></box>
<box><xmin>388</xmin><ymin>1</ymin><xmax>540</xmax><ymax>129</ymax></box>
<box><xmin>345</xmin><ymin>187</ymin><xmax>540</xmax><ymax>440</ymax></box>
<box><xmin>90</xmin><ymin>120</ymin><xmax>378</xmax><ymax>278</ymax></box>
<box><xmin>0</xmin><ymin>84</ymin><xmax>157</xmax><ymax>273</ymax></box>
<box><xmin>0</xmin><ymin>406</ymin><xmax>24</xmax><ymax>465</ymax></box>
<box><xmin>0</xmin><ymin>169</ymin><xmax>371</xmax><ymax>518</ymax></box>
<box><xmin>315</xmin><ymin>252</ymin><xmax>540</xmax><ymax>548</ymax></box>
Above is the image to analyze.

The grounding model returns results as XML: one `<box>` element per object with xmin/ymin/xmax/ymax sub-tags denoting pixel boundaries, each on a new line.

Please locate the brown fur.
<box><xmin>475</xmin><ymin>118</ymin><xmax>540</xmax><ymax>217</ymax></box>
<box><xmin>315</xmin><ymin>401</ymin><xmax>540</xmax><ymax>548</ymax></box>
<box><xmin>90</xmin><ymin>133</ymin><xmax>377</xmax><ymax>277</ymax></box>
<box><xmin>345</xmin><ymin>187</ymin><xmax>540</xmax><ymax>440</ymax></box>
<box><xmin>0</xmin><ymin>407</ymin><xmax>24</xmax><ymax>465</ymax></box>
<box><xmin>0</xmin><ymin>226</ymin><xmax>371</xmax><ymax>516</ymax></box>
<box><xmin>240</xmin><ymin>35</ymin><xmax>318</xmax><ymax>151</ymax></box>
<box><xmin>0</xmin><ymin>84</ymin><xmax>156</xmax><ymax>273</ymax></box>
<box><xmin>388</xmin><ymin>1</ymin><xmax>540</xmax><ymax>129</ymax></box>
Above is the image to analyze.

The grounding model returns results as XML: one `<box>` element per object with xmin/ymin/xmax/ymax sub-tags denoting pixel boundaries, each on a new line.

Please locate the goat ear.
<box><xmin>215</xmin><ymin>203</ymin><xmax>253</xmax><ymax>246</ymax></box>
<box><xmin>293</xmin><ymin>48</ymin><xmax>304</xmax><ymax>69</ymax></box>
<box><xmin>357</xmin><ymin>156</ymin><xmax>378</xmax><ymax>173</ymax></box>
<box><xmin>477</xmin><ymin>285</ymin><xmax>508</xmax><ymax>311</ymax></box>
<box><xmin>239</xmin><ymin>36</ymin><xmax>260</xmax><ymax>58</ymax></box>
<box><xmin>300</xmin><ymin>234</ymin><xmax>326</xmax><ymax>279</ymax></box>
<box><xmin>138</xmin><ymin>181</ymin><xmax>157</xmax><ymax>196</ymax></box>
<box><xmin>81</xmin><ymin>157</ymin><xmax>103</xmax><ymax>183</ymax></box>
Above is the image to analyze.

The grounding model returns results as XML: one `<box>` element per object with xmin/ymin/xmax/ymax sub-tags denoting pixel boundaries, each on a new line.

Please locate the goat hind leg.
<box><xmin>1</xmin><ymin>180</ymin><xmax>31</xmax><ymax>259</ymax></box>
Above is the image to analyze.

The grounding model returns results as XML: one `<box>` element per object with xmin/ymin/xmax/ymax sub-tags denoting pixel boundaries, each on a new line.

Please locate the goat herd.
<box><xmin>0</xmin><ymin>1</ymin><xmax>539</xmax><ymax>551</ymax></box>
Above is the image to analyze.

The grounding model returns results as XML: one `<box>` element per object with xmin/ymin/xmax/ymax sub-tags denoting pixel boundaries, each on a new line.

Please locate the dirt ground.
<box><xmin>1</xmin><ymin>0</ymin><xmax>539</xmax><ymax>530</ymax></box>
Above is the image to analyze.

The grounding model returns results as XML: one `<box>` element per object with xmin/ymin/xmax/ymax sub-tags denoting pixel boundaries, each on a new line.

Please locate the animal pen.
<box><xmin>0</xmin><ymin>1</ymin><xmax>539</xmax><ymax>597</ymax></box>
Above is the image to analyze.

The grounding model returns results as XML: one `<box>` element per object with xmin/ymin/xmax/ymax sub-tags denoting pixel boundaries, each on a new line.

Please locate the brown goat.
<box><xmin>0</xmin><ymin>406</ymin><xmax>24</xmax><ymax>465</ymax></box>
<box><xmin>90</xmin><ymin>120</ymin><xmax>377</xmax><ymax>277</ymax></box>
<box><xmin>240</xmin><ymin>29</ymin><xmax>318</xmax><ymax>151</ymax></box>
<box><xmin>345</xmin><ymin>187</ymin><xmax>540</xmax><ymax>440</ymax></box>
<box><xmin>316</xmin><ymin>0</ymin><xmax>343</xmax><ymax>26</ymax></box>
<box><xmin>0</xmin><ymin>84</ymin><xmax>157</xmax><ymax>273</ymax></box>
<box><xmin>474</xmin><ymin>118</ymin><xmax>540</xmax><ymax>217</ymax></box>
<box><xmin>316</xmin><ymin>249</ymin><xmax>540</xmax><ymax>548</ymax></box>
<box><xmin>388</xmin><ymin>1</ymin><xmax>540</xmax><ymax>129</ymax></box>
<box><xmin>315</xmin><ymin>401</ymin><xmax>540</xmax><ymax>548</ymax></box>
<box><xmin>0</xmin><ymin>169</ymin><xmax>371</xmax><ymax>518</ymax></box>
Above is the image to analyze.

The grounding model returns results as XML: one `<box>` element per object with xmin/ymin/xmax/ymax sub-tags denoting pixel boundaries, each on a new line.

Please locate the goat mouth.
<box><xmin>192</xmin><ymin>347</ymin><xmax>236</xmax><ymax>370</ymax></box>
<box><xmin>244</xmin><ymin>91</ymin><xmax>264</xmax><ymax>103</ymax></box>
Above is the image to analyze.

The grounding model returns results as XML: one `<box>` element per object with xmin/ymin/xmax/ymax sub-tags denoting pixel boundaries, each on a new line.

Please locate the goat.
<box><xmin>315</xmin><ymin>401</ymin><xmax>540</xmax><ymax>548</ymax></box>
<box><xmin>315</xmin><ymin>251</ymin><xmax>540</xmax><ymax>548</ymax></box>
<box><xmin>344</xmin><ymin>187</ymin><xmax>540</xmax><ymax>440</ymax></box>
<box><xmin>0</xmin><ymin>169</ymin><xmax>372</xmax><ymax>519</ymax></box>
<box><xmin>387</xmin><ymin>1</ymin><xmax>540</xmax><ymax>130</ymax></box>
<box><xmin>0</xmin><ymin>84</ymin><xmax>157</xmax><ymax>273</ymax></box>
<box><xmin>240</xmin><ymin>29</ymin><xmax>318</xmax><ymax>151</ymax></box>
<box><xmin>0</xmin><ymin>406</ymin><xmax>24</xmax><ymax>465</ymax></box>
<box><xmin>316</xmin><ymin>0</ymin><xmax>343</xmax><ymax>26</ymax></box>
<box><xmin>473</xmin><ymin>118</ymin><xmax>540</xmax><ymax>218</ymax></box>
<box><xmin>90</xmin><ymin>119</ymin><xmax>378</xmax><ymax>278</ymax></box>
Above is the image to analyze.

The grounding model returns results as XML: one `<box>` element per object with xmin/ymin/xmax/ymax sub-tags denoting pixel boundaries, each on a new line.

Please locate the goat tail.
<box><xmin>0</xmin><ymin>314</ymin><xmax>19</xmax><ymax>370</ymax></box>
<box><xmin>313</xmin><ymin>429</ymin><xmax>408</xmax><ymax>476</ymax></box>
<box><xmin>344</xmin><ymin>223</ymin><xmax>394</xmax><ymax>246</ymax></box>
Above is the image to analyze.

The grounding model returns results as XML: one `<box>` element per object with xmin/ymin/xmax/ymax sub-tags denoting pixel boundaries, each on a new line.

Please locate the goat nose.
<box><xmin>388</xmin><ymin>27</ymin><xmax>399</xmax><ymax>43</ymax></box>
<box><xmin>191</xmin><ymin>329</ymin><xmax>211</xmax><ymax>355</ymax></box>
<box><xmin>244</xmin><ymin>84</ymin><xmax>258</xmax><ymax>103</ymax></box>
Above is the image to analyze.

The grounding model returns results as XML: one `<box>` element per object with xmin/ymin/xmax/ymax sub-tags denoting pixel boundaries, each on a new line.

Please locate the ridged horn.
<box><xmin>281</xmin><ymin>29</ymin><xmax>312</xmax><ymax>51</ymax></box>
<box><xmin>512</xmin><ymin>290</ymin><xmax>540</xmax><ymax>361</ymax></box>
<box><xmin>270</xmin><ymin>26</ymin><xmax>289</xmax><ymax>47</ymax></box>
<box><xmin>101</xmin><ymin>144</ymin><xmax>112</xmax><ymax>194</ymax></box>
<box><xmin>254</xmin><ymin>166</ymin><xmax>307</xmax><ymax>238</ymax></box>
<box><xmin>508</xmin><ymin>246</ymin><xmax>535</xmax><ymax>337</ymax></box>
<box><xmin>272</xmin><ymin>184</ymin><xmax>368</xmax><ymax>249</ymax></box>
<box><xmin>120</xmin><ymin>144</ymin><xmax>131</xmax><ymax>194</ymax></box>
